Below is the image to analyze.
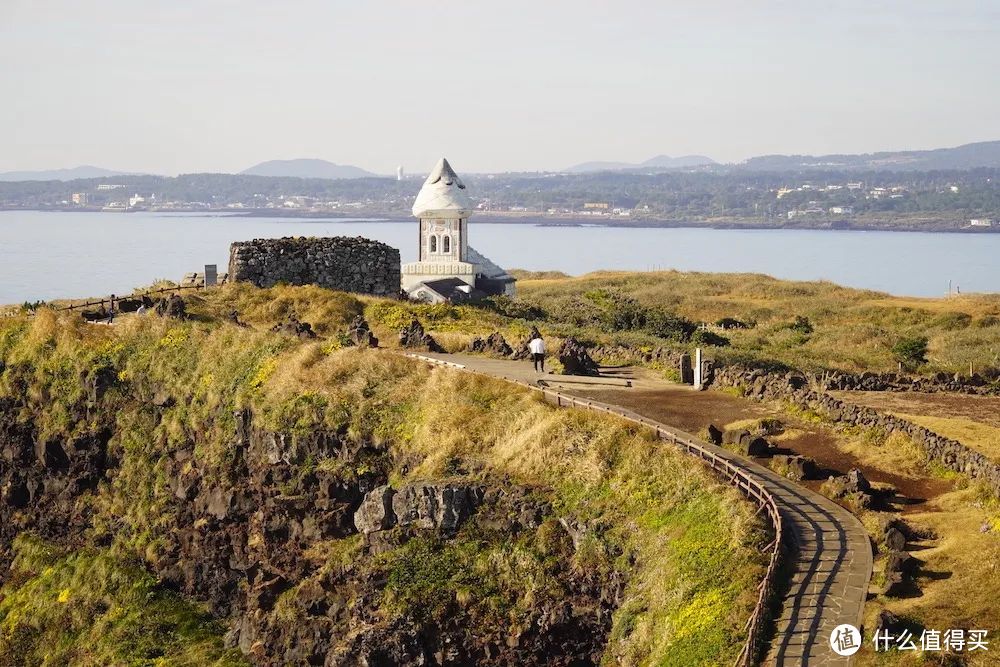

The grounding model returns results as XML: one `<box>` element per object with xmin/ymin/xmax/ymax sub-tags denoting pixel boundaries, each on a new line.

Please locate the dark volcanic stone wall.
<box><xmin>709</xmin><ymin>365</ymin><xmax>1000</xmax><ymax>495</ymax></box>
<box><xmin>228</xmin><ymin>237</ymin><xmax>400</xmax><ymax>297</ymax></box>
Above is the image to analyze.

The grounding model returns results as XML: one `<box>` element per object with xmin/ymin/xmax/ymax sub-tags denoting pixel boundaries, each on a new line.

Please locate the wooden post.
<box><xmin>694</xmin><ymin>348</ymin><xmax>703</xmax><ymax>390</ymax></box>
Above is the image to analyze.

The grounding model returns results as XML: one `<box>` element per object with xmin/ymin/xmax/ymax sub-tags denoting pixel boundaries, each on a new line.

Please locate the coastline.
<box><xmin>2</xmin><ymin>206</ymin><xmax>997</xmax><ymax>234</ymax></box>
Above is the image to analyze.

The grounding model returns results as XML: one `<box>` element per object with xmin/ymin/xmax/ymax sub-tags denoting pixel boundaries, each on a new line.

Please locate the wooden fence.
<box><xmin>54</xmin><ymin>284</ymin><xmax>205</xmax><ymax>313</ymax></box>
<box><xmin>406</xmin><ymin>354</ymin><xmax>784</xmax><ymax>667</ymax></box>
<box><xmin>0</xmin><ymin>284</ymin><xmax>208</xmax><ymax>318</ymax></box>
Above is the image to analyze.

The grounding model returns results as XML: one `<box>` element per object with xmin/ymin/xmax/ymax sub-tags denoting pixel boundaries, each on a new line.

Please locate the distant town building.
<box><xmin>787</xmin><ymin>207</ymin><xmax>826</xmax><ymax>219</ymax></box>
<box><xmin>128</xmin><ymin>194</ymin><xmax>145</xmax><ymax>207</ymax></box>
<box><xmin>71</xmin><ymin>193</ymin><xmax>89</xmax><ymax>205</ymax></box>
<box><xmin>97</xmin><ymin>183</ymin><xmax>126</xmax><ymax>191</ymax></box>
<box><xmin>969</xmin><ymin>218</ymin><xmax>994</xmax><ymax>227</ymax></box>
<box><xmin>583</xmin><ymin>202</ymin><xmax>610</xmax><ymax>210</ymax></box>
<box><xmin>846</xmin><ymin>182</ymin><xmax>864</xmax><ymax>190</ymax></box>
<box><xmin>829</xmin><ymin>206</ymin><xmax>853</xmax><ymax>215</ymax></box>
<box><xmin>401</xmin><ymin>158</ymin><xmax>515</xmax><ymax>303</ymax></box>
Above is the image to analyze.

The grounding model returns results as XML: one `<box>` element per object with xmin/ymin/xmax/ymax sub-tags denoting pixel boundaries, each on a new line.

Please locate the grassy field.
<box><xmin>13</xmin><ymin>269</ymin><xmax>1000</xmax><ymax>378</ymax></box>
<box><xmin>856</xmin><ymin>484</ymin><xmax>1000</xmax><ymax>667</ymax></box>
<box><xmin>0</xmin><ymin>284</ymin><xmax>768</xmax><ymax>665</ymax></box>
<box><xmin>516</xmin><ymin>271</ymin><xmax>1000</xmax><ymax>375</ymax></box>
<box><xmin>834</xmin><ymin>390</ymin><xmax>1000</xmax><ymax>463</ymax></box>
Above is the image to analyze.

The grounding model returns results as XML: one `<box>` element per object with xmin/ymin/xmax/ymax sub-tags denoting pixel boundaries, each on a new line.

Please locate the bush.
<box><xmin>787</xmin><ymin>316</ymin><xmax>814</xmax><ymax>335</ymax></box>
<box><xmin>691</xmin><ymin>329</ymin><xmax>730</xmax><ymax>347</ymax></box>
<box><xmin>583</xmin><ymin>289</ymin><xmax>646</xmax><ymax>331</ymax></box>
<box><xmin>715</xmin><ymin>317</ymin><xmax>754</xmax><ymax>330</ymax></box>
<box><xmin>479</xmin><ymin>295</ymin><xmax>545</xmax><ymax>320</ymax></box>
<box><xmin>892</xmin><ymin>336</ymin><xmax>929</xmax><ymax>368</ymax></box>
<box><xmin>644</xmin><ymin>308</ymin><xmax>697</xmax><ymax>341</ymax></box>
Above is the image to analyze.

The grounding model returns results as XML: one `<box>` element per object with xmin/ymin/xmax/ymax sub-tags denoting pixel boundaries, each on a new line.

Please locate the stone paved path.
<box><xmin>407</xmin><ymin>352</ymin><xmax>872</xmax><ymax>666</ymax></box>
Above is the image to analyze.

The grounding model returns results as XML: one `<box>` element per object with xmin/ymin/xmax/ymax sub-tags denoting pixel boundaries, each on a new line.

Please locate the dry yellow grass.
<box><xmin>518</xmin><ymin>271</ymin><xmax>1000</xmax><ymax>374</ymax></box>
<box><xmin>856</xmin><ymin>486</ymin><xmax>1000</xmax><ymax>667</ymax></box>
<box><xmin>839</xmin><ymin>431</ymin><xmax>930</xmax><ymax>480</ymax></box>
<box><xmin>831</xmin><ymin>391</ymin><xmax>1000</xmax><ymax>464</ymax></box>
<box><xmin>898</xmin><ymin>414</ymin><xmax>1000</xmax><ymax>463</ymax></box>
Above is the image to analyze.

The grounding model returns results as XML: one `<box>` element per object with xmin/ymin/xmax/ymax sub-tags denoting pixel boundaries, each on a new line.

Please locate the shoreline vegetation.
<box><xmin>3</xmin><ymin>205</ymin><xmax>999</xmax><ymax>233</ymax></box>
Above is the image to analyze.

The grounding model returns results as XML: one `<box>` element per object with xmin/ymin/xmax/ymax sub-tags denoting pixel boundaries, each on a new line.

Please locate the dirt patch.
<box><xmin>572</xmin><ymin>385</ymin><xmax>954</xmax><ymax>513</ymax></box>
<box><xmin>570</xmin><ymin>386</ymin><xmax>771</xmax><ymax>435</ymax></box>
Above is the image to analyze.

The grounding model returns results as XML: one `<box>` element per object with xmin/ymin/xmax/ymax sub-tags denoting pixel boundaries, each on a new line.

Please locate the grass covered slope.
<box><xmin>517</xmin><ymin>271</ymin><xmax>1000</xmax><ymax>374</ymax></box>
<box><xmin>0</xmin><ymin>285</ymin><xmax>766</xmax><ymax>665</ymax></box>
<box><xmin>0</xmin><ymin>535</ymin><xmax>244</xmax><ymax>666</ymax></box>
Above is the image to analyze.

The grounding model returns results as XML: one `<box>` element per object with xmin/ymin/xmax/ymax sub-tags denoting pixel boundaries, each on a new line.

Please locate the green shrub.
<box><xmin>892</xmin><ymin>336</ymin><xmax>929</xmax><ymax>368</ymax></box>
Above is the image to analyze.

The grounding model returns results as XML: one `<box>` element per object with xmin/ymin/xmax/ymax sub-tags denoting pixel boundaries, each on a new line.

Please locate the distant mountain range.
<box><xmin>0</xmin><ymin>165</ymin><xmax>133</xmax><ymax>182</ymax></box>
<box><xmin>239</xmin><ymin>159</ymin><xmax>376</xmax><ymax>179</ymax></box>
<box><xmin>565</xmin><ymin>155</ymin><xmax>718</xmax><ymax>173</ymax></box>
<box><xmin>5</xmin><ymin>141</ymin><xmax>1000</xmax><ymax>183</ymax></box>
<box><xmin>739</xmin><ymin>140</ymin><xmax>1000</xmax><ymax>172</ymax></box>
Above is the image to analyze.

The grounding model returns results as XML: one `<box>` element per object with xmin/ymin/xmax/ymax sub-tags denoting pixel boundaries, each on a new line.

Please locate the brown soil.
<box><xmin>571</xmin><ymin>385</ymin><xmax>954</xmax><ymax>514</ymax></box>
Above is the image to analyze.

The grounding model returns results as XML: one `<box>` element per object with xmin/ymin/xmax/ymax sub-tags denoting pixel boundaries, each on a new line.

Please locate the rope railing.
<box><xmin>406</xmin><ymin>354</ymin><xmax>784</xmax><ymax>667</ymax></box>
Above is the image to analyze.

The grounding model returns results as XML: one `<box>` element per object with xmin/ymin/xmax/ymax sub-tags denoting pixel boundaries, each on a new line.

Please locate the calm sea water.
<box><xmin>1</xmin><ymin>210</ymin><xmax>998</xmax><ymax>303</ymax></box>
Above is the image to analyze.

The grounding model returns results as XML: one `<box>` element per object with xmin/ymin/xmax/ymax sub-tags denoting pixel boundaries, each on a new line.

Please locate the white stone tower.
<box><xmin>401</xmin><ymin>158</ymin><xmax>477</xmax><ymax>293</ymax></box>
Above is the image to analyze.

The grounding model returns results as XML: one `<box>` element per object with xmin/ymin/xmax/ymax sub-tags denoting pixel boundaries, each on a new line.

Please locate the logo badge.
<box><xmin>831</xmin><ymin>624</ymin><xmax>862</xmax><ymax>656</ymax></box>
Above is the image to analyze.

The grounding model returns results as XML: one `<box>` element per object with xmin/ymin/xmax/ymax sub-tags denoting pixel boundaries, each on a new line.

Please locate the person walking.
<box><xmin>528</xmin><ymin>333</ymin><xmax>546</xmax><ymax>372</ymax></box>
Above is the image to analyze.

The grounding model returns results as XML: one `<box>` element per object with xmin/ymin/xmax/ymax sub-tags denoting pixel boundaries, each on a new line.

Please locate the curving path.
<box><xmin>407</xmin><ymin>352</ymin><xmax>872</xmax><ymax>666</ymax></box>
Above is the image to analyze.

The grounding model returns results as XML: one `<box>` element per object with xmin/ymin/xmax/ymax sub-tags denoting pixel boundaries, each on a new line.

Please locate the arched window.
<box><xmin>443</xmin><ymin>235</ymin><xmax>451</xmax><ymax>253</ymax></box>
<box><xmin>429</xmin><ymin>235</ymin><xmax>437</xmax><ymax>253</ymax></box>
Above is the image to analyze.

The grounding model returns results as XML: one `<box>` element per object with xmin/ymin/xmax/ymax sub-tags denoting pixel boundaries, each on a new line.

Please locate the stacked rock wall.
<box><xmin>818</xmin><ymin>369</ymin><xmax>1000</xmax><ymax>396</ymax></box>
<box><xmin>710</xmin><ymin>365</ymin><xmax>1000</xmax><ymax>495</ymax></box>
<box><xmin>228</xmin><ymin>237</ymin><xmax>400</xmax><ymax>297</ymax></box>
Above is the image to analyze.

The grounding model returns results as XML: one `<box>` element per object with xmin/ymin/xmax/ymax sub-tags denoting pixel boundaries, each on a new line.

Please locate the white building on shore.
<box><xmin>401</xmin><ymin>158</ymin><xmax>516</xmax><ymax>303</ymax></box>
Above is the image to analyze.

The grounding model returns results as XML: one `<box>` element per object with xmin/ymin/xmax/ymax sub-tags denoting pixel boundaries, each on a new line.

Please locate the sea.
<box><xmin>1</xmin><ymin>210</ymin><xmax>998</xmax><ymax>304</ymax></box>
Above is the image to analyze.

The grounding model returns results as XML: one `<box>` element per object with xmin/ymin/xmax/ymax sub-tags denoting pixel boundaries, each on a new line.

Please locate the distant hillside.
<box><xmin>565</xmin><ymin>155</ymin><xmax>717</xmax><ymax>173</ymax></box>
<box><xmin>240</xmin><ymin>159</ymin><xmax>376</xmax><ymax>179</ymax></box>
<box><xmin>740</xmin><ymin>140</ymin><xmax>1000</xmax><ymax>172</ymax></box>
<box><xmin>0</xmin><ymin>165</ymin><xmax>130</xmax><ymax>182</ymax></box>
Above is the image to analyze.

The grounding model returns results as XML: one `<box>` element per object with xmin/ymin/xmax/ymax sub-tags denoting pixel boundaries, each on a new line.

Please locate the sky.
<box><xmin>1</xmin><ymin>0</ymin><xmax>999</xmax><ymax>175</ymax></box>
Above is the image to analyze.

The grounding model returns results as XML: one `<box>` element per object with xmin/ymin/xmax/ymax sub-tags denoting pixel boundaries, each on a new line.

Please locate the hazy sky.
<box><xmin>1</xmin><ymin>1</ymin><xmax>998</xmax><ymax>175</ymax></box>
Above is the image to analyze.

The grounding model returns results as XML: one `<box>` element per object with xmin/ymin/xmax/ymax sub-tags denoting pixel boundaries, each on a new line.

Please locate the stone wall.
<box><xmin>228</xmin><ymin>236</ymin><xmax>400</xmax><ymax>297</ymax></box>
<box><xmin>818</xmin><ymin>369</ymin><xmax>1000</xmax><ymax>396</ymax></box>
<box><xmin>709</xmin><ymin>365</ymin><xmax>1000</xmax><ymax>495</ymax></box>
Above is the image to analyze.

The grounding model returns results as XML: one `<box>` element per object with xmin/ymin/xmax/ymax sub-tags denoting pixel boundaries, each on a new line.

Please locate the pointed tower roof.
<box><xmin>412</xmin><ymin>158</ymin><xmax>474</xmax><ymax>218</ymax></box>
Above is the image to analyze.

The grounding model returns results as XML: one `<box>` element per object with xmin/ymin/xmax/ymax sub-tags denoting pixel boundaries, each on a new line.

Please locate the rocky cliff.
<box><xmin>0</xmin><ymin>401</ymin><xmax>616</xmax><ymax>666</ymax></box>
<box><xmin>0</xmin><ymin>290</ymin><xmax>764</xmax><ymax>666</ymax></box>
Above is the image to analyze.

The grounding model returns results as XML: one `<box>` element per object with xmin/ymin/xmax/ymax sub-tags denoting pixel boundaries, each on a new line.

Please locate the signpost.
<box><xmin>204</xmin><ymin>264</ymin><xmax>218</xmax><ymax>287</ymax></box>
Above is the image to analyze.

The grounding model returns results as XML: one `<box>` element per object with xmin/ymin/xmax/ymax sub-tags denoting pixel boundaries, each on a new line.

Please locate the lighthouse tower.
<box><xmin>401</xmin><ymin>158</ymin><xmax>516</xmax><ymax>303</ymax></box>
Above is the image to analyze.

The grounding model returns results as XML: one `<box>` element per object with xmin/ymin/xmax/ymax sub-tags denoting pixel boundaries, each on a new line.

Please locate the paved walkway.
<box><xmin>408</xmin><ymin>352</ymin><xmax>872</xmax><ymax>666</ymax></box>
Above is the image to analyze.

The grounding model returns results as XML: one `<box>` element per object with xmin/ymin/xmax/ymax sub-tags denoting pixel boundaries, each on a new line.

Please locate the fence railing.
<box><xmin>0</xmin><ymin>284</ymin><xmax>208</xmax><ymax>318</ymax></box>
<box><xmin>543</xmin><ymin>390</ymin><xmax>783</xmax><ymax>667</ymax></box>
<box><xmin>406</xmin><ymin>354</ymin><xmax>784</xmax><ymax>667</ymax></box>
<box><xmin>54</xmin><ymin>284</ymin><xmax>205</xmax><ymax>313</ymax></box>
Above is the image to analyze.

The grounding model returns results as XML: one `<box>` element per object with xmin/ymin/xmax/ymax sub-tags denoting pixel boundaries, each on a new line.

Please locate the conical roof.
<box><xmin>412</xmin><ymin>158</ymin><xmax>474</xmax><ymax>217</ymax></box>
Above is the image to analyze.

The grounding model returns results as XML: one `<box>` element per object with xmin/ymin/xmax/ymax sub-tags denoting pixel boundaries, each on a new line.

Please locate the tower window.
<box><xmin>443</xmin><ymin>235</ymin><xmax>451</xmax><ymax>253</ymax></box>
<box><xmin>430</xmin><ymin>235</ymin><xmax>437</xmax><ymax>253</ymax></box>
